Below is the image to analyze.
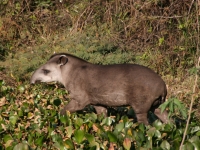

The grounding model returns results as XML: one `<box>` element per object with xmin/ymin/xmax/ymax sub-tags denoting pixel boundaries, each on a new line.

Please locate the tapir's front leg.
<box><xmin>60</xmin><ymin>99</ymin><xmax>90</xmax><ymax>115</ymax></box>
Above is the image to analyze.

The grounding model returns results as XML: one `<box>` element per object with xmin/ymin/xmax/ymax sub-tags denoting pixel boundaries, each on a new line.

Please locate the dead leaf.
<box><xmin>0</xmin><ymin>97</ymin><xmax>6</xmax><ymax>106</ymax></box>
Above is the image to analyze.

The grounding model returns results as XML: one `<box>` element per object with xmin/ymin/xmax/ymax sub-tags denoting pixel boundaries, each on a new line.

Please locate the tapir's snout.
<box><xmin>30</xmin><ymin>75</ymin><xmax>35</xmax><ymax>84</ymax></box>
<box><xmin>30</xmin><ymin>71</ymin><xmax>42</xmax><ymax>84</ymax></box>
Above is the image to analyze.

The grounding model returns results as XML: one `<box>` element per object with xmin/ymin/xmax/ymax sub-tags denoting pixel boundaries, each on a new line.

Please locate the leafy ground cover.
<box><xmin>1</xmin><ymin>0</ymin><xmax>200</xmax><ymax>149</ymax></box>
<box><xmin>0</xmin><ymin>80</ymin><xmax>200</xmax><ymax>149</ymax></box>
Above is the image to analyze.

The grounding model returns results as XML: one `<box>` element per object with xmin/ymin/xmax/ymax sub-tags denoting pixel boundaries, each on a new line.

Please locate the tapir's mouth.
<box><xmin>30</xmin><ymin>80</ymin><xmax>57</xmax><ymax>85</ymax></box>
<box><xmin>30</xmin><ymin>80</ymin><xmax>41</xmax><ymax>84</ymax></box>
<box><xmin>46</xmin><ymin>81</ymin><xmax>57</xmax><ymax>84</ymax></box>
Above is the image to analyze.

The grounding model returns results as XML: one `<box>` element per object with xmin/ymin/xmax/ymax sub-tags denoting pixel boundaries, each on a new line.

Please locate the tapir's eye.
<box><xmin>43</xmin><ymin>69</ymin><xmax>50</xmax><ymax>75</ymax></box>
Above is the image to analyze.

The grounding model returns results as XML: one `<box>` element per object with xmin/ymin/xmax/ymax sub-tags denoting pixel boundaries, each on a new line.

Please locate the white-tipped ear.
<box><xmin>58</xmin><ymin>55</ymin><xmax>68</xmax><ymax>66</ymax></box>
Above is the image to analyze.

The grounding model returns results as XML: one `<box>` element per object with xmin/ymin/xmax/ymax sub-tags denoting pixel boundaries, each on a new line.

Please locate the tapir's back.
<box><xmin>83</xmin><ymin>64</ymin><xmax>166</xmax><ymax>107</ymax></box>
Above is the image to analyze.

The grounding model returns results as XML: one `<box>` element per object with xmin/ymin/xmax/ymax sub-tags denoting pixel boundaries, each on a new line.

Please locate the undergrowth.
<box><xmin>0</xmin><ymin>0</ymin><xmax>200</xmax><ymax>149</ymax></box>
<box><xmin>1</xmin><ymin>80</ymin><xmax>200</xmax><ymax>149</ymax></box>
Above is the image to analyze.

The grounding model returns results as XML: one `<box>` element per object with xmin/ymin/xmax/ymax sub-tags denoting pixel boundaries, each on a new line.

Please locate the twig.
<box><xmin>179</xmin><ymin>57</ymin><xmax>200</xmax><ymax>150</ymax></box>
<box><xmin>179</xmin><ymin>0</ymin><xmax>200</xmax><ymax>148</ymax></box>
<box><xmin>187</xmin><ymin>0</ymin><xmax>195</xmax><ymax>16</ymax></box>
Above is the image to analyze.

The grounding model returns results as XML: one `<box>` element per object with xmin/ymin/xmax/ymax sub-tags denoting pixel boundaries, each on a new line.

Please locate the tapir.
<box><xmin>30</xmin><ymin>53</ymin><xmax>169</xmax><ymax>124</ymax></box>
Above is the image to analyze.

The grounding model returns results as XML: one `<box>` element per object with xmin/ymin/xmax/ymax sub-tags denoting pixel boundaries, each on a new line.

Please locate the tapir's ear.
<box><xmin>58</xmin><ymin>55</ymin><xmax>68</xmax><ymax>66</ymax></box>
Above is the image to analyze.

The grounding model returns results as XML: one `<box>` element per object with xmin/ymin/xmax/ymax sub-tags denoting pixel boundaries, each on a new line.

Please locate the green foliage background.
<box><xmin>0</xmin><ymin>0</ymin><xmax>200</xmax><ymax>149</ymax></box>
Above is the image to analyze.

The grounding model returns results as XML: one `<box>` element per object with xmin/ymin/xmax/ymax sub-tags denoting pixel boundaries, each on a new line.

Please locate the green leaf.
<box><xmin>28</xmin><ymin>134</ymin><xmax>34</xmax><ymax>144</ymax></box>
<box><xmin>84</xmin><ymin>112</ymin><xmax>97</xmax><ymax>123</ymax></box>
<box><xmin>54</xmin><ymin>142</ymin><xmax>65</xmax><ymax>150</ymax></box>
<box><xmin>9</xmin><ymin>115</ymin><xmax>18</xmax><ymax>125</ymax></box>
<box><xmin>85</xmin><ymin>133</ymin><xmax>95</xmax><ymax>143</ymax></box>
<box><xmin>115</xmin><ymin>122</ymin><xmax>124</xmax><ymax>132</ymax></box>
<box><xmin>35</xmin><ymin>136</ymin><xmax>44</xmax><ymax>146</ymax></box>
<box><xmin>18</xmin><ymin>109</ymin><xmax>23</xmax><ymax>117</ymax></box>
<box><xmin>13</xmin><ymin>143</ymin><xmax>30</xmax><ymax>150</ymax></box>
<box><xmin>18</xmin><ymin>85</ymin><xmax>25</xmax><ymax>93</ymax></box>
<box><xmin>101</xmin><ymin>117</ymin><xmax>114</xmax><ymax>126</ymax></box>
<box><xmin>75</xmin><ymin>118</ymin><xmax>83</xmax><ymax>128</ymax></box>
<box><xmin>125</xmin><ymin>121</ymin><xmax>133</xmax><ymax>128</ymax></box>
<box><xmin>189</xmin><ymin>136</ymin><xmax>200</xmax><ymax>150</ymax></box>
<box><xmin>60</xmin><ymin>114</ymin><xmax>70</xmax><ymax>125</ymax></box>
<box><xmin>160</xmin><ymin>140</ymin><xmax>170</xmax><ymax>150</ymax></box>
<box><xmin>74</xmin><ymin>129</ymin><xmax>85</xmax><ymax>144</ymax></box>
<box><xmin>159</xmin><ymin>101</ymin><xmax>169</xmax><ymax>113</ymax></box>
<box><xmin>3</xmin><ymin>134</ymin><xmax>13</xmax><ymax>143</ymax></box>
<box><xmin>147</xmin><ymin>127</ymin><xmax>156</xmax><ymax>138</ymax></box>
<box><xmin>51</xmin><ymin>134</ymin><xmax>63</xmax><ymax>143</ymax></box>
<box><xmin>163</xmin><ymin>123</ymin><xmax>173</xmax><ymax>132</ymax></box>
<box><xmin>139</xmin><ymin>123</ymin><xmax>145</xmax><ymax>132</ymax></box>
<box><xmin>169</xmin><ymin>101</ymin><xmax>174</xmax><ymax>113</ymax></box>
<box><xmin>180</xmin><ymin>109</ymin><xmax>187</xmax><ymax>119</ymax></box>
<box><xmin>152</xmin><ymin>120</ymin><xmax>163</xmax><ymax>130</ymax></box>
<box><xmin>65</xmin><ymin>126</ymin><xmax>73</xmax><ymax>138</ymax></box>
<box><xmin>64</xmin><ymin>139</ymin><xmax>74</xmax><ymax>149</ymax></box>
<box><xmin>3</xmin><ymin>134</ymin><xmax>13</xmax><ymax>149</ymax></box>
<box><xmin>173</xmin><ymin>98</ymin><xmax>182</xmax><ymax>107</ymax></box>
<box><xmin>137</xmin><ymin>130</ymin><xmax>146</xmax><ymax>142</ymax></box>
<box><xmin>191</xmin><ymin>126</ymin><xmax>200</xmax><ymax>134</ymax></box>
<box><xmin>107</xmin><ymin>131</ymin><xmax>117</xmax><ymax>142</ymax></box>
<box><xmin>196</xmin><ymin>131</ymin><xmax>200</xmax><ymax>136</ymax></box>
<box><xmin>182</xmin><ymin>142</ymin><xmax>194</xmax><ymax>150</ymax></box>
<box><xmin>154</xmin><ymin>130</ymin><xmax>161</xmax><ymax>139</ymax></box>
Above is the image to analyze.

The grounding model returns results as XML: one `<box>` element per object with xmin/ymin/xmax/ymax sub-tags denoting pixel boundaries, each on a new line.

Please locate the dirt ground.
<box><xmin>0</xmin><ymin>71</ymin><xmax>16</xmax><ymax>86</ymax></box>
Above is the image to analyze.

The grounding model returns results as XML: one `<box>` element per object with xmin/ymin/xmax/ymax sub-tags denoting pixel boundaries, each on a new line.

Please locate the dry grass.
<box><xmin>0</xmin><ymin>0</ymin><xmax>199</xmax><ymax>119</ymax></box>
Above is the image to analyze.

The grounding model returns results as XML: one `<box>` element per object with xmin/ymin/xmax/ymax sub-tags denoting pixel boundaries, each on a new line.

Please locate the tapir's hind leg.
<box><xmin>130</xmin><ymin>100</ymin><xmax>150</xmax><ymax>125</ymax></box>
<box><xmin>152</xmin><ymin>107</ymin><xmax>169</xmax><ymax>123</ymax></box>
<box><xmin>94</xmin><ymin>106</ymin><xmax>107</xmax><ymax>116</ymax></box>
<box><xmin>135</xmin><ymin>113</ymin><xmax>149</xmax><ymax>125</ymax></box>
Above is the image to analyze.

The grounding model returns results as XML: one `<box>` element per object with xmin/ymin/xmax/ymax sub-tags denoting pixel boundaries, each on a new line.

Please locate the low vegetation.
<box><xmin>0</xmin><ymin>80</ymin><xmax>200</xmax><ymax>149</ymax></box>
<box><xmin>0</xmin><ymin>0</ymin><xmax>200</xmax><ymax>149</ymax></box>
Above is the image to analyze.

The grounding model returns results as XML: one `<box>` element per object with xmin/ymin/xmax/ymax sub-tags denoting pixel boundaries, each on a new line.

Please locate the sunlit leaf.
<box><xmin>18</xmin><ymin>85</ymin><xmax>25</xmax><ymax>93</ymax></box>
<box><xmin>64</xmin><ymin>139</ymin><xmax>74</xmax><ymax>149</ymax></box>
<box><xmin>189</xmin><ymin>136</ymin><xmax>200</xmax><ymax>150</ymax></box>
<box><xmin>9</xmin><ymin>115</ymin><xmax>18</xmax><ymax>125</ymax></box>
<box><xmin>147</xmin><ymin>127</ymin><xmax>156</xmax><ymax>138</ymax></box>
<box><xmin>152</xmin><ymin>120</ymin><xmax>163</xmax><ymax>130</ymax></box>
<box><xmin>74</xmin><ymin>118</ymin><xmax>83</xmax><ymax>128</ymax></box>
<box><xmin>13</xmin><ymin>143</ymin><xmax>30</xmax><ymax>150</ymax></box>
<box><xmin>115</xmin><ymin>122</ymin><xmax>124</xmax><ymax>132</ymax></box>
<box><xmin>101</xmin><ymin>117</ymin><xmax>114</xmax><ymax>126</ymax></box>
<box><xmin>182</xmin><ymin>142</ymin><xmax>194</xmax><ymax>150</ymax></box>
<box><xmin>74</xmin><ymin>129</ymin><xmax>85</xmax><ymax>144</ymax></box>
<box><xmin>65</xmin><ymin>126</ymin><xmax>73</xmax><ymax>138</ymax></box>
<box><xmin>3</xmin><ymin>134</ymin><xmax>13</xmax><ymax>143</ymax></box>
<box><xmin>191</xmin><ymin>126</ymin><xmax>200</xmax><ymax>134</ymax></box>
<box><xmin>160</xmin><ymin>140</ymin><xmax>170</xmax><ymax>150</ymax></box>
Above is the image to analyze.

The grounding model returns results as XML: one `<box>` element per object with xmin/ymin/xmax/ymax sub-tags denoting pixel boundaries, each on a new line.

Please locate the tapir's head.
<box><xmin>30</xmin><ymin>54</ymin><xmax>68</xmax><ymax>84</ymax></box>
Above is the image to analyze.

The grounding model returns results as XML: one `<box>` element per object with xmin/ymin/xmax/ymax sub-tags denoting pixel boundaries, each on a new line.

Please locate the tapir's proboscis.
<box><xmin>30</xmin><ymin>53</ymin><xmax>169</xmax><ymax>124</ymax></box>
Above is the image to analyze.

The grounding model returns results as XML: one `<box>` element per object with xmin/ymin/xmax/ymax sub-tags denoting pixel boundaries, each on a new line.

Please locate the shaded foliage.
<box><xmin>0</xmin><ymin>0</ymin><xmax>200</xmax><ymax>149</ymax></box>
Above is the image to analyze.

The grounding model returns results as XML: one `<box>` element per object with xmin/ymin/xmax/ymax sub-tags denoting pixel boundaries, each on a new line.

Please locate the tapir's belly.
<box><xmin>90</xmin><ymin>91</ymin><xmax>128</xmax><ymax>106</ymax></box>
